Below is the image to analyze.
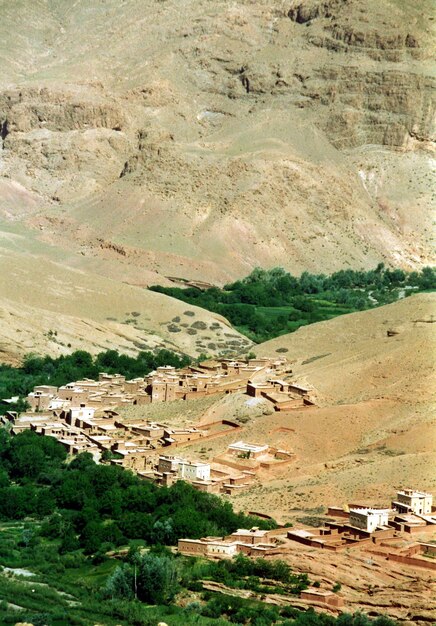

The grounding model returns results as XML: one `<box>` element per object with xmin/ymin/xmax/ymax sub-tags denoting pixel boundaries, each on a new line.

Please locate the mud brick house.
<box><xmin>26</xmin><ymin>385</ymin><xmax>58</xmax><ymax>411</ymax></box>
<box><xmin>300</xmin><ymin>589</ymin><xmax>345</xmax><ymax>608</ymax></box>
<box><xmin>178</xmin><ymin>538</ymin><xmax>240</xmax><ymax>557</ymax></box>
<box><xmin>177</xmin><ymin>527</ymin><xmax>278</xmax><ymax>558</ymax></box>
<box><xmin>227</xmin><ymin>441</ymin><xmax>269</xmax><ymax>459</ymax></box>
<box><xmin>158</xmin><ymin>455</ymin><xmax>184</xmax><ymax>473</ymax></box>
<box><xmin>246</xmin><ymin>378</ymin><xmax>314</xmax><ymax>411</ymax></box>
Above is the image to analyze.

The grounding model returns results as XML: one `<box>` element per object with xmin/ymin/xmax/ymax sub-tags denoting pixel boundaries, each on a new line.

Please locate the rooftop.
<box><xmin>288</xmin><ymin>529</ymin><xmax>315</xmax><ymax>538</ymax></box>
<box><xmin>179</xmin><ymin>460</ymin><xmax>210</xmax><ymax>468</ymax></box>
<box><xmin>397</xmin><ymin>489</ymin><xmax>432</xmax><ymax>498</ymax></box>
<box><xmin>228</xmin><ymin>441</ymin><xmax>268</xmax><ymax>453</ymax></box>
<box><xmin>233</xmin><ymin>527</ymin><xmax>268</xmax><ymax>537</ymax></box>
<box><xmin>303</xmin><ymin>588</ymin><xmax>337</xmax><ymax>597</ymax></box>
<box><xmin>350</xmin><ymin>508</ymin><xmax>391</xmax><ymax>515</ymax></box>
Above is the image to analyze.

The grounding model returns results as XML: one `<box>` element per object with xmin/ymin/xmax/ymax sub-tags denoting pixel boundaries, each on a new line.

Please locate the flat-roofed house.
<box><xmin>393</xmin><ymin>489</ymin><xmax>433</xmax><ymax>515</ymax></box>
<box><xmin>207</xmin><ymin>541</ymin><xmax>239</xmax><ymax>556</ymax></box>
<box><xmin>349</xmin><ymin>508</ymin><xmax>390</xmax><ymax>533</ymax></box>
<box><xmin>70</xmin><ymin>405</ymin><xmax>96</xmax><ymax>423</ymax></box>
<box><xmin>26</xmin><ymin>385</ymin><xmax>58</xmax><ymax>411</ymax></box>
<box><xmin>158</xmin><ymin>455</ymin><xmax>184</xmax><ymax>473</ymax></box>
<box><xmin>300</xmin><ymin>589</ymin><xmax>345</xmax><ymax>608</ymax></box>
<box><xmin>229</xmin><ymin>527</ymin><xmax>269</xmax><ymax>545</ymax></box>
<box><xmin>178</xmin><ymin>538</ymin><xmax>239</xmax><ymax>557</ymax></box>
<box><xmin>149</xmin><ymin>380</ymin><xmax>179</xmax><ymax>402</ymax></box>
<box><xmin>178</xmin><ymin>460</ymin><xmax>210</xmax><ymax>482</ymax></box>
<box><xmin>227</xmin><ymin>441</ymin><xmax>268</xmax><ymax>459</ymax></box>
<box><xmin>288</xmin><ymin>383</ymin><xmax>310</xmax><ymax>397</ymax></box>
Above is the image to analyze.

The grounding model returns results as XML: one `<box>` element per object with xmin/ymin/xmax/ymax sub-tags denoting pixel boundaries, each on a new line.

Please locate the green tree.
<box><xmin>104</xmin><ymin>563</ymin><xmax>135</xmax><ymax>599</ymax></box>
<box><xmin>80</xmin><ymin>521</ymin><xmax>104</xmax><ymax>554</ymax></box>
<box><xmin>10</xmin><ymin>444</ymin><xmax>45</xmax><ymax>479</ymax></box>
<box><xmin>59</xmin><ymin>525</ymin><xmax>80</xmax><ymax>554</ymax></box>
<box><xmin>136</xmin><ymin>553</ymin><xmax>179</xmax><ymax>604</ymax></box>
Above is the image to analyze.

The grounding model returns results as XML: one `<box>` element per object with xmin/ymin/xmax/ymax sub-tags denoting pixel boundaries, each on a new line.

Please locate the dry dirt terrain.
<box><xmin>0</xmin><ymin>238</ymin><xmax>252</xmax><ymax>364</ymax></box>
<box><xmin>271</xmin><ymin>538</ymin><xmax>436</xmax><ymax>626</ymax></box>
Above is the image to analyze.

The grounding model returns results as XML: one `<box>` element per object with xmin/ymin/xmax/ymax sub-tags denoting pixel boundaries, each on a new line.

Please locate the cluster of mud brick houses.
<box><xmin>178</xmin><ymin>487</ymin><xmax>436</xmax><ymax>611</ymax></box>
<box><xmin>179</xmin><ymin>489</ymin><xmax>435</xmax><ymax>556</ymax></box>
<box><xmin>1</xmin><ymin>357</ymin><xmax>302</xmax><ymax>494</ymax></box>
<box><xmin>1</xmin><ymin>355</ymin><xmax>434</xmax><ymax>614</ymax></box>
<box><xmin>22</xmin><ymin>356</ymin><xmax>314</xmax><ymax>412</ymax></box>
<box><xmin>286</xmin><ymin>489</ymin><xmax>435</xmax><ymax>548</ymax></box>
<box><xmin>176</xmin><ymin>488</ymin><xmax>435</xmax><ymax>611</ymax></box>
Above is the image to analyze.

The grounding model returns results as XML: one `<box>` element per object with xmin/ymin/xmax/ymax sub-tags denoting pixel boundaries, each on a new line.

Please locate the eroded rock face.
<box><xmin>288</xmin><ymin>0</ymin><xmax>350</xmax><ymax>24</ymax></box>
<box><xmin>0</xmin><ymin>0</ymin><xmax>433</xmax><ymax>280</ymax></box>
<box><xmin>313</xmin><ymin>68</ymin><xmax>435</xmax><ymax>148</ymax></box>
<box><xmin>0</xmin><ymin>87</ymin><xmax>133</xmax><ymax>200</ymax></box>
<box><xmin>0</xmin><ymin>88</ymin><xmax>126</xmax><ymax>133</ymax></box>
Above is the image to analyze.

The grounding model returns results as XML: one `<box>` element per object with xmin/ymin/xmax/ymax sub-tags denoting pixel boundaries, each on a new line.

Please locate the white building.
<box><xmin>349</xmin><ymin>508</ymin><xmax>390</xmax><ymax>533</ymax></box>
<box><xmin>227</xmin><ymin>441</ymin><xmax>269</xmax><ymax>458</ymax></box>
<box><xmin>393</xmin><ymin>489</ymin><xmax>433</xmax><ymax>515</ymax></box>
<box><xmin>206</xmin><ymin>541</ymin><xmax>238</xmax><ymax>556</ymax></box>
<box><xmin>178</xmin><ymin>460</ymin><xmax>210</xmax><ymax>482</ymax></box>
<box><xmin>70</xmin><ymin>406</ymin><xmax>96</xmax><ymax>421</ymax></box>
<box><xmin>158</xmin><ymin>456</ymin><xmax>210</xmax><ymax>482</ymax></box>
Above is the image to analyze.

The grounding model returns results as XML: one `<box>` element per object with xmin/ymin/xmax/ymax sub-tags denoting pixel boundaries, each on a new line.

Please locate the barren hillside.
<box><xmin>0</xmin><ymin>0</ymin><xmax>434</xmax><ymax>288</ymax></box>
<box><xmin>0</xmin><ymin>241</ymin><xmax>252</xmax><ymax>365</ymax></box>
<box><xmin>247</xmin><ymin>293</ymin><xmax>435</xmax><ymax>516</ymax></box>
<box><xmin>256</xmin><ymin>292</ymin><xmax>435</xmax><ymax>405</ymax></box>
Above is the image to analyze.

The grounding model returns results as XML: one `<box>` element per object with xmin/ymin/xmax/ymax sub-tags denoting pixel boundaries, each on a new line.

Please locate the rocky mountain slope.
<box><xmin>0</xmin><ymin>0</ymin><xmax>434</xmax><ymax>363</ymax></box>
<box><xmin>0</xmin><ymin>0</ymin><xmax>434</xmax><ymax>288</ymax></box>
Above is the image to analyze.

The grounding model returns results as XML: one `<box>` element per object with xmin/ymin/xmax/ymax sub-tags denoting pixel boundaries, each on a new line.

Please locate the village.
<box><xmin>1</xmin><ymin>356</ymin><xmax>308</xmax><ymax>495</ymax></box>
<box><xmin>1</xmin><ymin>354</ymin><xmax>435</xmax><ymax>617</ymax></box>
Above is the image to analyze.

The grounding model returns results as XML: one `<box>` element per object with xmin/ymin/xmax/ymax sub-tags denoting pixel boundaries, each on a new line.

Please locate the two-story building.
<box><xmin>349</xmin><ymin>508</ymin><xmax>390</xmax><ymax>533</ymax></box>
<box><xmin>393</xmin><ymin>489</ymin><xmax>433</xmax><ymax>515</ymax></box>
<box><xmin>178</xmin><ymin>460</ymin><xmax>210</xmax><ymax>482</ymax></box>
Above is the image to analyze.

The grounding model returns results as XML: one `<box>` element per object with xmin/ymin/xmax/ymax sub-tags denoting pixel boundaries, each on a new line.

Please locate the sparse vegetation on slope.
<box><xmin>150</xmin><ymin>266</ymin><xmax>436</xmax><ymax>342</ymax></box>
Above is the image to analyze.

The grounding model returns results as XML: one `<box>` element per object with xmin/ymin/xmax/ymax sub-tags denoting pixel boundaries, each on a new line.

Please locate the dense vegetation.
<box><xmin>150</xmin><ymin>265</ymin><xmax>435</xmax><ymax>343</ymax></box>
<box><xmin>0</xmin><ymin>348</ymin><xmax>190</xmax><ymax>414</ymax></box>
<box><xmin>0</xmin><ymin>429</ymin><xmax>399</xmax><ymax>626</ymax></box>
<box><xmin>0</xmin><ymin>430</ymin><xmax>275</xmax><ymax>541</ymax></box>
